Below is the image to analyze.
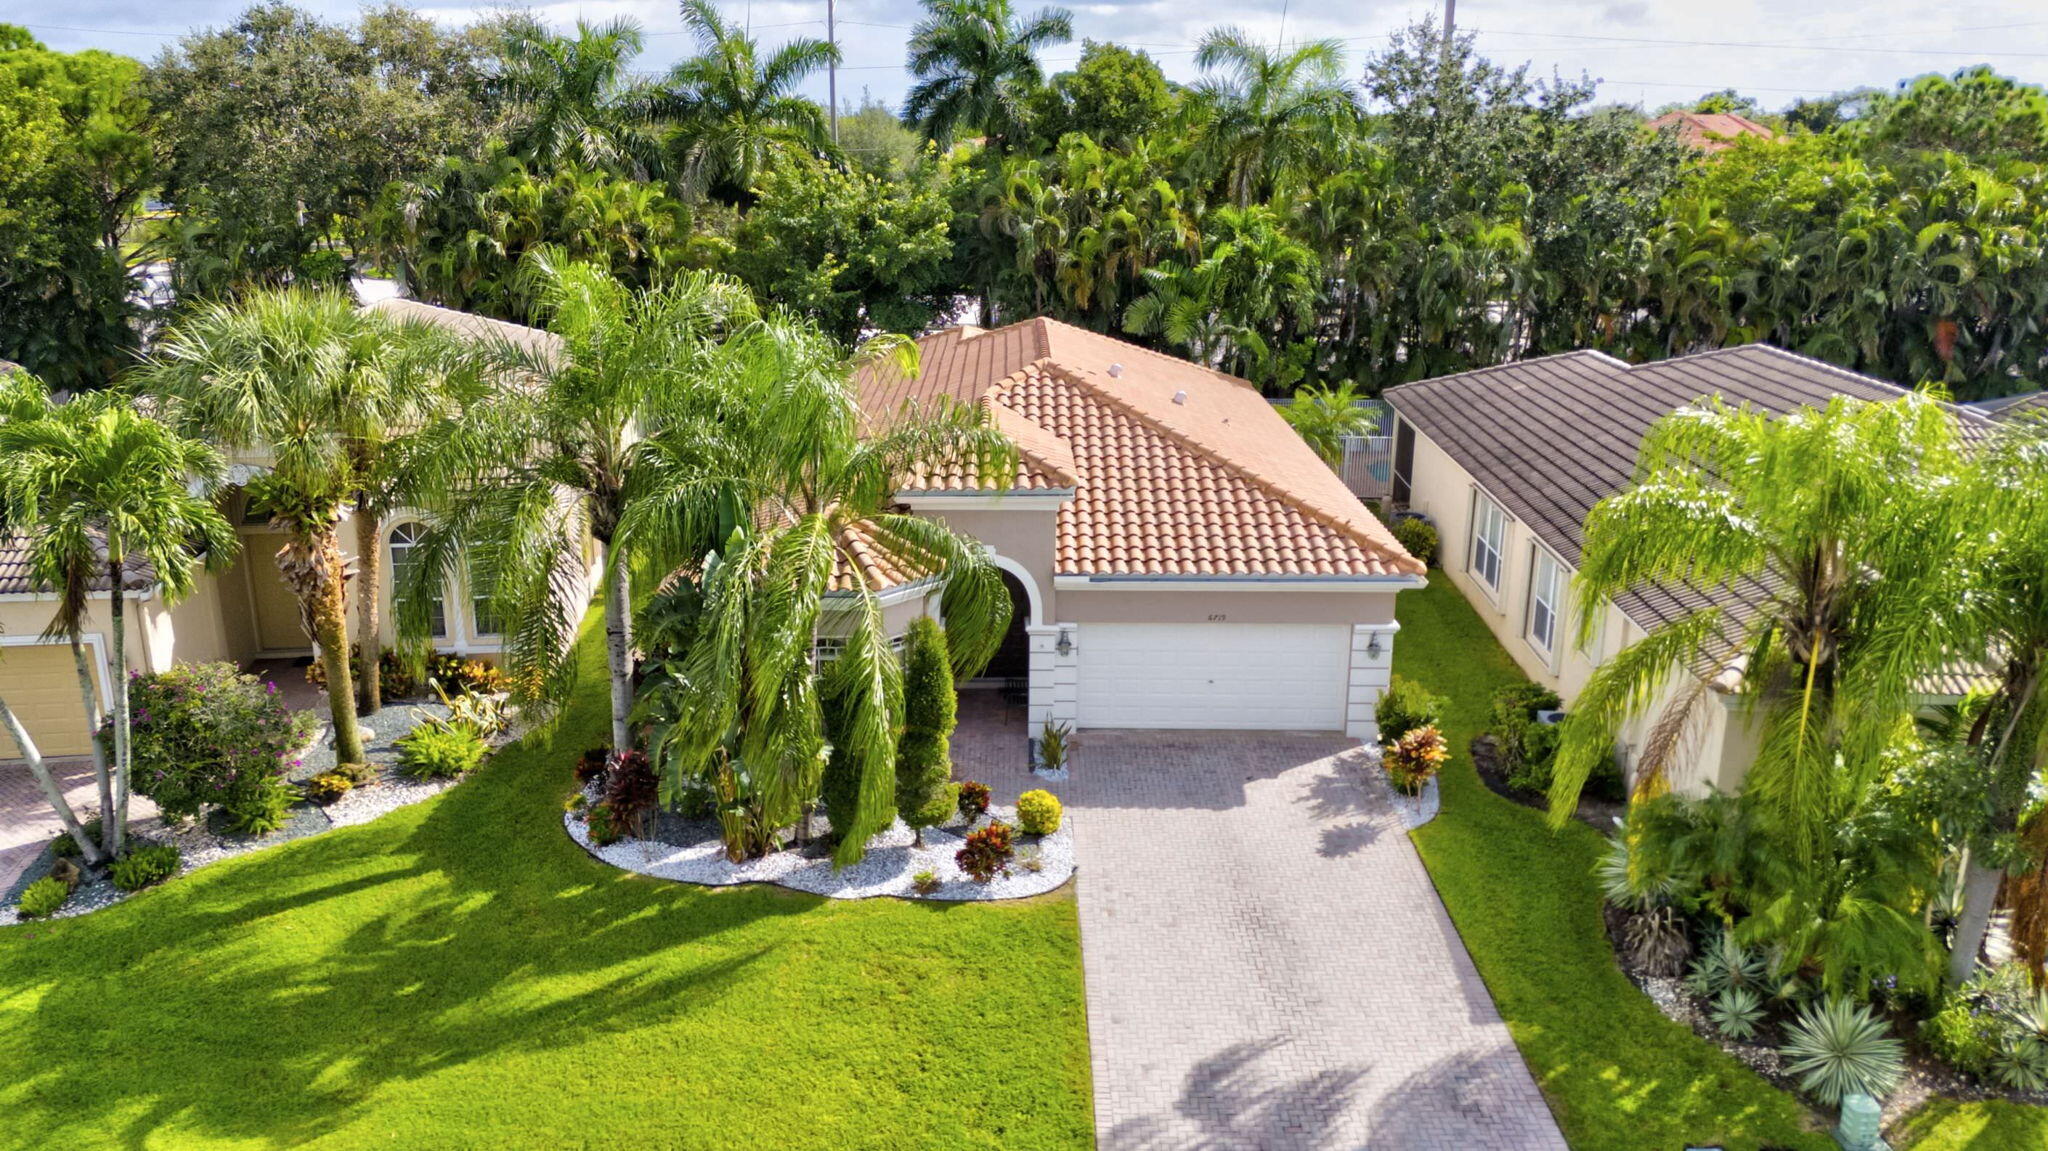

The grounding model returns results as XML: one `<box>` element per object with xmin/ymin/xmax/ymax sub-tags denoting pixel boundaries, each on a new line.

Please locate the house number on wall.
<box><xmin>1208</xmin><ymin>613</ymin><xmax>1227</xmax><ymax>621</ymax></box>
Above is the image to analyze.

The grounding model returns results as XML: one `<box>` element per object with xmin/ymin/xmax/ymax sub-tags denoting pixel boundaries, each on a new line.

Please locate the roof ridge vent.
<box><xmin>1172</xmin><ymin>389</ymin><xmax>1188</xmax><ymax>405</ymax></box>
<box><xmin>1108</xmin><ymin>362</ymin><xmax>1124</xmax><ymax>378</ymax></box>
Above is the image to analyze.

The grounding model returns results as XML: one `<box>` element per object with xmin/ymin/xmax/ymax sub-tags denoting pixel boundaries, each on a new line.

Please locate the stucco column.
<box><xmin>1026</xmin><ymin>624</ymin><xmax>1080</xmax><ymax>730</ymax></box>
<box><xmin>1346</xmin><ymin>620</ymin><xmax>1399</xmax><ymax>741</ymax></box>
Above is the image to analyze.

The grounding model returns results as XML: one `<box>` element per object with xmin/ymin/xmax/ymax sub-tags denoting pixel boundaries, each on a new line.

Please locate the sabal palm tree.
<box><xmin>629</xmin><ymin>319</ymin><xmax>1015</xmax><ymax>865</ymax></box>
<box><xmin>138</xmin><ymin>290</ymin><xmax>450</xmax><ymax>765</ymax></box>
<box><xmin>659</xmin><ymin>0</ymin><xmax>838</xmax><ymax>201</ymax></box>
<box><xmin>904</xmin><ymin>0</ymin><xmax>1073</xmax><ymax>147</ymax></box>
<box><xmin>498</xmin><ymin>17</ymin><xmax>656</xmax><ymax>174</ymax></box>
<box><xmin>397</xmin><ymin>250</ymin><xmax>758</xmax><ymax>751</ymax></box>
<box><xmin>1548</xmin><ymin>393</ymin><xmax>1975</xmax><ymax>868</ymax></box>
<box><xmin>1184</xmin><ymin>29</ymin><xmax>1358</xmax><ymax>205</ymax></box>
<box><xmin>0</xmin><ymin>378</ymin><xmax>235</xmax><ymax>858</ymax></box>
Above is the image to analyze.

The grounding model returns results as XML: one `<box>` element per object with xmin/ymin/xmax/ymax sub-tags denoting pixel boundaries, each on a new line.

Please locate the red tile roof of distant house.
<box><xmin>1647</xmin><ymin>109</ymin><xmax>1778</xmax><ymax>153</ymax></box>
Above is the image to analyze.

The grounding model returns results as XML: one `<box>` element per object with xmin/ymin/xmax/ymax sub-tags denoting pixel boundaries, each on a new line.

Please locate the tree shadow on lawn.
<box><xmin>0</xmin><ymin>713</ymin><xmax>824</xmax><ymax>1150</ymax></box>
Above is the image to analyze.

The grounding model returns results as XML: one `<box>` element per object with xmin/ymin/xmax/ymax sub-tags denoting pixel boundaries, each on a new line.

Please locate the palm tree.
<box><xmin>1124</xmin><ymin>205</ymin><xmax>1320</xmax><ymax>387</ymax></box>
<box><xmin>497</xmin><ymin>17</ymin><xmax>656</xmax><ymax>174</ymax></box>
<box><xmin>1183</xmin><ymin>29</ymin><xmax>1358</xmax><ymax>205</ymax></box>
<box><xmin>904</xmin><ymin>0</ymin><xmax>1073</xmax><ymax>147</ymax></box>
<box><xmin>1281</xmin><ymin>379</ymin><xmax>1378</xmax><ymax>467</ymax></box>
<box><xmin>138</xmin><ymin>290</ymin><xmax>442</xmax><ymax>766</ymax></box>
<box><xmin>0</xmin><ymin>378</ymin><xmax>235</xmax><ymax>858</ymax></box>
<box><xmin>1942</xmin><ymin>415</ymin><xmax>2048</xmax><ymax>984</ymax></box>
<box><xmin>659</xmin><ymin>0</ymin><xmax>838</xmax><ymax>202</ymax></box>
<box><xmin>397</xmin><ymin>250</ymin><xmax>758</xmax><ymax>752</ymax></box>
<box><xmin>1548</xmin><ymin>393</ymin><xmax>1975</xmax><ymax>867</ymax></box>
<box><xmin>629</xmin><ymin>318</ymin><xmax>1016</xmax><ymax>865</ymax></box>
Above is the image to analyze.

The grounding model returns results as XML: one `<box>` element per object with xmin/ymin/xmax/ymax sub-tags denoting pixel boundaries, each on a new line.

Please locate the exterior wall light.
<box><xmin>1365</xmin><ymin>632</ymin><xmax>1384</xmax><ymax>660</ymax></box>
<box><xmin>1056</xmin><ymin>628</ymin><xmax>1074</xmax><ymax>657</ymax></box>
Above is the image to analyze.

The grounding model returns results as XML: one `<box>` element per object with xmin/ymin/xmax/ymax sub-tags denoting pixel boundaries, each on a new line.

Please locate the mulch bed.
<box><xmin>1468</xmin><ymin>734</ymin><xmax>1626</xmax><ymax>831</ymax></box>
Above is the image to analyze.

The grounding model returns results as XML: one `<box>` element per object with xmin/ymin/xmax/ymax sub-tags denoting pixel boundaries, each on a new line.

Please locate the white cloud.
<box><xmin>20</xmin><ymin>0</ymin><xmax>2048</xmax><ymax>114</ymax></box>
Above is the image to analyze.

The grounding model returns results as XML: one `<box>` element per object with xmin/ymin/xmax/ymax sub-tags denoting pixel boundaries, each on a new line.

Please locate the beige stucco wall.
<box><xmin>1399</xmin><ymin>419</ymin><xmax>1748</xmax><ymax>795</ymax></box>
<box><xmin>1059</xmin><ymin>587</ymin><xmax>1399</xmax><ymax>626</ymax></box>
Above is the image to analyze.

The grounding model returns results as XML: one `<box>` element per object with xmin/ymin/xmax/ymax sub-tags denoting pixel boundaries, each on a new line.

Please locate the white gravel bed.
<box><xmin>1389</xmin><ymin>775</ymin><xmax>1439</xmax><ymax>829</ymax></box>
<box><xmin>566</xmin><ymin>802</ymin><xmax>1075</xmax><ymax>901</ymax></box>
<box><xmin>1</xmin><ymin>700</ymin><xmax>517</xmax><ymax>928</ymax></box>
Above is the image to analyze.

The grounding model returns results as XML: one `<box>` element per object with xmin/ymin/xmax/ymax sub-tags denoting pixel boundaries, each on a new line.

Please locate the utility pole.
<box><xmin>827</xmin><ymin>0</ymin><xmax>839</xmax><ymax>144</ymax></box>
<box><xmin>1442</xmin><ymin>0</ymin><xmax>1457</xmax><ymax>65</ymax></box>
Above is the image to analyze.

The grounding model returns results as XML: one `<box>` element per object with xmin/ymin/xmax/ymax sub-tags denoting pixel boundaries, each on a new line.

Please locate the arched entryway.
<box><xmin>983</xmin><ymin>569</ymin><xmax>1032</xmax><ymax>682</ymax></box>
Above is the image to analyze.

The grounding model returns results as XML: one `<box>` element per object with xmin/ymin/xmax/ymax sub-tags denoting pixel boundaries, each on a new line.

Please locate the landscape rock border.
<box><xmin>565</xmin><ymin>798</ymin><xmax>1076</xmax><ymax>901</ymax></box>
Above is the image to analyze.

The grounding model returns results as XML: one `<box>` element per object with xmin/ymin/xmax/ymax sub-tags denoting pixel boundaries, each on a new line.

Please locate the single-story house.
<box><xmin>0</xmin><ymin>301</ymin><xmax>588</xmax><ymax>761</ymax></box>
<box><xmin>0</xmin><ymin>309</ymin><xmax>1421</xmax><ymax>761</ymax></box>
<box><xmin>1646</xmin><ymin>109</ymin><xmax>1778</xmax><ymax>153</ymax></box>
<box><xmin>853</xmin><ymin>318</ymin><xmax>1425</xmax><ymax>736</ymax></box>
<box><xmin>1383</xmin><ymin>343</ymin><xmax>1991</xmax><ymax>794</ymax></box>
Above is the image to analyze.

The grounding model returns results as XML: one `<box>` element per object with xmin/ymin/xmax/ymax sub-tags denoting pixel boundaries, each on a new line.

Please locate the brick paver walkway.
<box><xmin>0</xmin><ymin>758</ymin><xmax>159</xmax><ymax>892</ymax></box>
<box><xmin>1065</xmin><ymin>729</ymin><xmax>1565</xmax><ymax>1151</ymax></box>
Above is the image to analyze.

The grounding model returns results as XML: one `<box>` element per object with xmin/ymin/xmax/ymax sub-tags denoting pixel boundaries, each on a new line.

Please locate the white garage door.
<box><xmin>1076</xmin><ymin>623</ymin><xmax>1352</xmax><ymax>730</ymax></box>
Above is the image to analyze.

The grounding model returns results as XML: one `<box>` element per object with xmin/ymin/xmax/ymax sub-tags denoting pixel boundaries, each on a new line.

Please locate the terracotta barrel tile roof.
<box><xmin>855</xmin><ymin>318</ymin><xmax>1422</xmax><ymax>582</ymax></box>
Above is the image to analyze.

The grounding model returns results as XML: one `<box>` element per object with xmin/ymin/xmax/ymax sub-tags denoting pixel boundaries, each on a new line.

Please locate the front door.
<box><xmin>241</xmin><ymin>532</ymin><xmax>311</xmax><ymax>653</ymax></box>
<box><xmin>983</xmin><ymin>570</ymin><xmax>1031</xmax><ymax>681</ymax></box>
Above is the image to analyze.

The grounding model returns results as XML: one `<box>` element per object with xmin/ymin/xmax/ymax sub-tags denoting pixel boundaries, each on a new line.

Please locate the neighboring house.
<box><xmin>0</xmin><ymin>301</ymin><xmax>590</xmax><ymax>762</ymax></box>
<box><xmin>1975</xmin><ymin>391</ymin><xmax>2048</xmax><ymax>423</ymax></box>
<box><xmin>1647</xmin><ymin>109</ymin><xmax>1778</xmax><ymax>153</ymax></box>
<box><xmin>855</xmin><ymin>318</ymin><xmax>1425</xmax><ymax>737</ymax></box>
<box><xmin>1383</xmin><ymin>344</ymin><xmax>1990</xmax><ymax>794</ymax></box>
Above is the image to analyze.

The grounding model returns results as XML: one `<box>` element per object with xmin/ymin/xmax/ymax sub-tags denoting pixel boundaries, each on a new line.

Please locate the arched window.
<box><xmin>388</xmin><ymin>522</ymin><xmax>445</xmax><ymax>638</ymax></box>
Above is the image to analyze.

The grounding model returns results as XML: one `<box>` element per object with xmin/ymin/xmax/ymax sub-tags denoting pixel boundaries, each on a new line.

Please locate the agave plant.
<box><xmin>1780</xmin><ymin>996</ymin><xmax>1905</xmax><ymax>1106</ymax></box>
<box><xmin>1710</xmin><ymin>986</ymin><xmax>1766</xmax><ymax>1042</ymax></box>
<box><xmin>1992</xmin><ymin>1036</ymin><xmax>2048</xmax><ymax>1093</ymax></box>
<box><xmin>1688</xmin><ymin>926</ymin><xmax>1768</xmax><ymax>998</ymax></box>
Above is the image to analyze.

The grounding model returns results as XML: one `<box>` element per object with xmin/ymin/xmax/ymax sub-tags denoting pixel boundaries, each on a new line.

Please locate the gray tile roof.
<box><xmin>0</xmin><ymin>534</ymin><xmax>156</xmax><ymax>597</ymax></box>
<box><xmin>1980</xmin><ymin>392</ymin><xmax>2048</xmax><ymax>422</ymax></box>
<box><xmin>1384</xmin><ymin>343</ymin><xmax>1996</xmax><ymax>633</ymax></box>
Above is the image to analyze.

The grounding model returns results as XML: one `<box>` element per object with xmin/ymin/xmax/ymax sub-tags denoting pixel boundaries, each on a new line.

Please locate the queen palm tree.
<box><xmin>1548</xmin><ymin>392</ymin><xmax>1976</xmax><ymax>868</ymax></box>
<box><xmin>1942</xmin><ymin>415</ymin><xmax>2048</xmax><ymax>983</ymax></box>
<box><xmin>138</xmin><ymin>290</ymin><xmax>449</xmax><ymax>765</ymax></box>
<box><xmin>904</xmin><ymin>0</ymin><xmax>1073</xmax><ymax>147</ymax></box>
<box><xmin>658</xmin><ymin>0</ymin><xmax>838</xmax><ymax>202</ymax></box>
<box><xmin>1183</xmin><ymin>29</ymin><xmax>1358</xmax><ymax>206</ymax></box>
<box><xmin>0</xmin><ymin>378</ymin><xmax>235</xmax><ymax>858</ymax></box>
<box><xmin>396</xmin><ymin>250</ymin><xmax>758</xmax><ymax>752</ymax></box>
<box><xmin>628</xmin><ymin>318</ymin><xmax>1015</xmax><ymax>865</ymax></box>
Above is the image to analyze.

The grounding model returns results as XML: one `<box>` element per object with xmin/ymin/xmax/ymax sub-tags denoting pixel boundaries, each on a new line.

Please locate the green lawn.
<box><xmin>0</xmin><ymin>623</ymin><xmax>1093</xmax><ymax>1150</ymax></box>
<box><xmin>1395</xmin><ymin>578</ymin><xmax>1832</xmax><ymax>1151</ymax></box>
<box><xmin>1893</xmin><ymin>1098</ymin><xmax>2048</xmax><ymax>1149</ymax></box>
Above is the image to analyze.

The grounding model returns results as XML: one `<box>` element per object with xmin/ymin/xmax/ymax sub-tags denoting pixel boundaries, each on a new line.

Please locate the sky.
<box><xmin>15</xmin><ymin>0</ymin><xmax>2048</xmax><ymax>115</ymax></box>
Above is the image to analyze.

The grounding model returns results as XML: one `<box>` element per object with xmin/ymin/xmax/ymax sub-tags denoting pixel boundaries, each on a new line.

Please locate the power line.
<box><xmin>1470</xmin><ymin>26</ymin><xmax>2048</xmax><ymax>59</ymax></box>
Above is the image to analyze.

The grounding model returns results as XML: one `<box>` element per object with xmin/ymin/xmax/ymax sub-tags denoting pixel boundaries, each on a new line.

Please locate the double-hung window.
<box><xmin>1469</xmin><ymin>492</ymin><xmax>1506</xmax><ymax>590</ymax></box>
<box><xmin>1527</xmin><ymin>547</ymin><xmax>1561</xmax><ymax>654</ymax></box>
<box><xmin>389</xmin><ymin>522</ymin><xmax>446</xmax><ymax>639</ymax></box>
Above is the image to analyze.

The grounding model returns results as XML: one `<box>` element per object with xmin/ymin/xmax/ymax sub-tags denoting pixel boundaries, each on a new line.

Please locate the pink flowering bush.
<box><xmin>125</xmin><ymin>662</ymin><xmax>313</xmax><ymax>829</ymax></box>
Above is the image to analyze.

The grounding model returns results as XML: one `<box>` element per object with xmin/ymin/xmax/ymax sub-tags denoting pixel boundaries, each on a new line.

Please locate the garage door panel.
<box><xmin>0</xmin><ymin>644</ymin><xmax>97</xmax><ymax>758</ymax></box>
<box><xmin>1076</xmin><ymin>623</ymin><xmax>1350</xmax><ymax>731</ymax></box>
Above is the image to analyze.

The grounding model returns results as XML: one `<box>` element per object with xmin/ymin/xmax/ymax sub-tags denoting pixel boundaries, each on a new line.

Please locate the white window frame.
<box><xmin>388</xmin><ymin>521</ymin><xmax>447</xmax><ymax>640</ymax></box>
<box><xmin>1526</xmin><ymin>545</ymin><xmax>1561</xmax><ymax>656</ymax></box>
<box><xmin>1576</xmin><ymin>596</ymin><xmax>1609</xmax><ymax>664</ymax></box>
<box><xmin>1468</xmin><ymin>490</ymin><xmax>1506</xmax><ymax>592</ymax></box>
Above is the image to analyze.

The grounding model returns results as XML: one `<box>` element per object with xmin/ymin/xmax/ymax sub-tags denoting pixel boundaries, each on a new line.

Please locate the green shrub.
<box><xmin>396</xmin><ymin>723</ymin><xmax>486</xmax><ymax>779</ymax></box>
<box><xmin>426</xmin><ymin>653</ymin><xmax>508</xmax><ymax>695</ymax></box>
<box><xmin>308</xmin><ymin>646</ymin><xmax>419</xmax><ymax>698</ymax></box>
<box><xmin>300</xmin><ymin>772</ymin><xmax>356</xmax><ymax>805</ymax></box>
<box><xmin>955</xmin><ymin>820</ymin><xmax>1015</xmax><ymax>883</ymax></box>
<box><xmin>110</xmin><ymin>844</ymin><xmax>181</xmax><ymax>892</ymax></box>
<box><xmin>1392</xmin><ymin>517</ymin><xmax>1439</xmax><ymax>566</ymax></box>
<box><xmin>128</xmin><ymin>662</ymin><xmax>304</xmax><ymax>822</ymax></box>
<box><xmin>956</xmin><ymin>780</ymin><xmax>991</xmax><ymax>820</ymax></box>
<box><xmin>1922</xmin><ymin>997</ymin><xmax>2003</xmax><ymax>1077</ymax></box>
<box><xmin>222</xmin><ymin>778</ymin><xmax>295</xmax><ymax>835</ymax></box>
<box><xmin>910</xmin><ymin>783</ymin><xmax>958</xmax><ymax>834</ymax></box>
<box><xmin>897</xmin><ymin>618</ymin><xmax>956</xmax><ymax>839</ymax></box>
<box><xmin>50</xmin><ymin>818</ymin><xmax>101</xmax><ymax>859</ymax></box>
<box><xmin>333</xmin><ymin>761</ymin><xmax>377</xmax><ymax>785</ymax></box>
<box><xmin>911</xmin><ymin>869</ymin><xmax>941</xmax><ymax>895</ymax></box>
<box><xmin>1482</xmin><ymin>682</ymin><xmax>1627</xmax><ymax>800</ymax></box>
<box><xmin>574</xmin><ymin>746</ymin><xmax>610</xmax><ymax>785</ymax></box>
<box><xmin>1781</xmin><ymin>996</ymin><xmax>1904</xmax><ymax>1106</ymax></box>
<box><xmin>16</xmin><ymin>875</ymin><xmax>69</xmax><ymax>919</ymax></box>
<box><xmin>1376</xmin><ymin>675</ymin><xmax>1446</xmax><ymax>743</ymax></box>
<box><xmin>586</xmin><ymin>801</ymin><xmax>622</xmax><ymax>846</ymax></box>
<box><xmin>1017</xmin><ymin>789</ymin><xmax>1063</xmax><ymax>835</ymax></box>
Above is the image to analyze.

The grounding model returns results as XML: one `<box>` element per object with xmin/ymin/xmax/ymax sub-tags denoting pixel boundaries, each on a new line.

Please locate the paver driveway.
<box><xmin>1067</xmin><ymin>730</ymin><xmax>1564</xmax><ymax>1151</ymax></box>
